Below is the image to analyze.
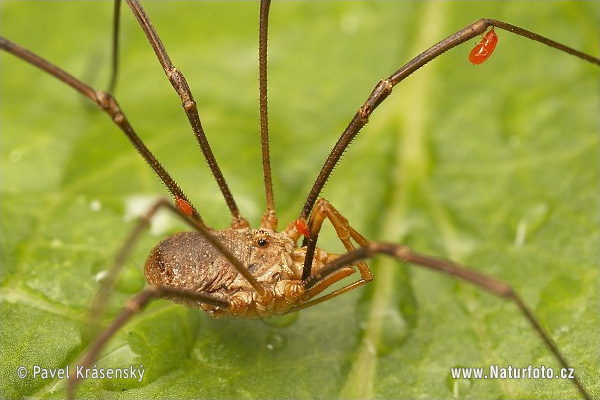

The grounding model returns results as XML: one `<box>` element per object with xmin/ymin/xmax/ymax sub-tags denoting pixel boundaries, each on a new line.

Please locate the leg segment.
<box><xmin>107</xmin><ymin>0</ymin><xmax>122</xmax><ymax>93</ymax></box>
<box><xmin>257</xmin><ymin>0</ymin><xmax>278</xmax><ymax>231</ymax></box>
<box><xmin>299</xmin><ymin>19</ymin><xmax>600</xmax><ymax>221</ymax></box>
<box><xmin>299</xmin><ymin>242</ymin><xmax>591</xmax><ymax>400</ymax></box>
<box><xmin>295</xmin><ymin>199</ymin><xmax>373</xmax><ymax>308</ymax></box>
<box><xmin>0</xmin><ymin>36</ymin><xmax>206</xmax><ymax>228</ymax></box>
<box><xmin>90</xmin><ymin>198</ymin><xmax>172</xmax><ymax>325</ymax></box>
<box><xmin>125</xmin><ymin>0</ymin><xmax>248</xmax><ymax>228</ymax></box>
<box><xmin>67</xmin><ymin>286</ymin><xmax>229</xmax><ymax>399</ymax></box>
<box><xmin>90</xmin><ymin>198</ymin><xmax>225</xmax><ymax>323</ymax></box>
<box><xmin>1</xmin><ymin>32</ymin><xmax>268</xmax><ymax>295</ymax></box>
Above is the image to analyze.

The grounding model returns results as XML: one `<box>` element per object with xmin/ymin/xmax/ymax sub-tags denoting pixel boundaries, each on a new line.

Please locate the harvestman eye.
<box><xmin>1</xmin><ymin>1</ymin><xmax>598</xmax><ymax>399</ymax></box>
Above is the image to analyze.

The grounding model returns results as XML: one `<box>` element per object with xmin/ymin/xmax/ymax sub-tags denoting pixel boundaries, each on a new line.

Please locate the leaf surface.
<box><xmin>1</xmin><ymin>2</ymin><xmax>598</xmax><ymax>399</ymax></box>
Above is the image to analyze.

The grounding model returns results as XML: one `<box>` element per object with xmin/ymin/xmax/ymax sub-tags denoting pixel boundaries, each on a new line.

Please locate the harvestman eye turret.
<box><xmin>1</xmin><ymin>1</ymin><xmax>598</xmax><ymax>398</ymax></box>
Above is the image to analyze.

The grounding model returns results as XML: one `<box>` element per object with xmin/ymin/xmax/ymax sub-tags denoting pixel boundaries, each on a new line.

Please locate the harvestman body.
<box><xmin>1</xmin><ymin>1</ymin><xmax>598</xmax><ymax>398</ymax></box>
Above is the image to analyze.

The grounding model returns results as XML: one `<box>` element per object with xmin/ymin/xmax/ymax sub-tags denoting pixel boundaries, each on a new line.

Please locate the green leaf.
<box><xmin>1</xmin><ymin>1</ymin><xmax>598</xmax><ymax>399</ymax></box>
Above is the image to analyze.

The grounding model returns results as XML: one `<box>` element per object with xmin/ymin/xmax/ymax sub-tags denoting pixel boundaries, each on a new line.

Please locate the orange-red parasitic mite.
<box><xmin>175</xmin><ymin>196</ymin><xmax>193</xmax><ymax>217</ymax></box>
<box><xmin>469</xmin><ymin>27</ymin><xmax>498</xmax><ymax>64</ymax></box>
<box><xmin>295</xmin><ymin>218</ymin><xmax>311</xmax><ymax>238</ymax></box>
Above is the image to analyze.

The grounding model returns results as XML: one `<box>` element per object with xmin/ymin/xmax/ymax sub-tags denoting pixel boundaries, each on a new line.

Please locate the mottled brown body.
<box><xmin>145</xmin><ymin>229</ymin><xmax>333</xmax><ymax>318</ymax></box>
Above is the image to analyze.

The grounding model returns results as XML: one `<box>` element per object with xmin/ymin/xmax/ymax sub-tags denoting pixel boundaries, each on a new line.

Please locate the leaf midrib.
<box><xmin>339</xmin><ymin>3</ymin><xmax>452</xmax><ymax>398</ymax></box>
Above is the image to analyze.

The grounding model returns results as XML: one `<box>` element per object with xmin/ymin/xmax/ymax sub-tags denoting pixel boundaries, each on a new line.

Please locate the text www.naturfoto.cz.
<box><xmin>451</xmin><ymin>365</ymin><xmax>575</xmax><ymax>380</ymax></box>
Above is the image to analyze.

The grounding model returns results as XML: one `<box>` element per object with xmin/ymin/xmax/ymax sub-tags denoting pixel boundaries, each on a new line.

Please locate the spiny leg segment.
<box><xmin>258</xmin><ymin>0</ymin><xmax>278</xmax><ymax>230</ymax></box>
<box><xmin>0</xmin><ymin>37</ymin><xmax>208</xmax><ymax>228</ymax></box>
<box><xmin>298</xmin><ymin>18</ymin><xmax>600</xmax><ymax>225</ymax></box>
<box><xmin>284</xmin><ymin>19</ymin><xmax>600</xmax><ymax>400</ymax></box>
<box><xmin>296</xmin><ymin>228</ymin><xmax>591</xmax><ymax>399</ymax></box>
<box><xmin>109</xmin><ymin>0</ymin><xmax>277</xmax><ymax>230</ymax></box>
<box><xmin>126</xmin><ymin>0</ymin><xmax>248</xmax><ymax>228</ymax></box>
<box><xmin>107</xmin><ymin>0</ymin><xmax>122</xmax><ymax>93</ymax></box>
<box><xmin>0</xmin><ymin>29</ymin><xmax>267</xmax><ymax>296</ymax></box>
<box><xmin>67</xmin><ymin>284</ymin><xmax>228</xmax><ymax>399</ymax></box>
<box><xmin>295</xmin><ymin>16</ymin><xmax>600</xmax><ymax>307</ymax></box>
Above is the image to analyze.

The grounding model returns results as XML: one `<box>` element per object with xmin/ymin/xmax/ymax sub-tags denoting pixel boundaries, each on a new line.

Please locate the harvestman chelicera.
<box><xmin>1</xmin><ymin>1</ymin><xmax>598</xmax><ymax>398</ymax></box>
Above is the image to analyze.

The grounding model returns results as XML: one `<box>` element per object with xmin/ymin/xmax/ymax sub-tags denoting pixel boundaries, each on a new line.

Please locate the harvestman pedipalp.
<box><xmin>1</xmin><ymin>1</ymin><xmax>598</xmax><ymax>398</ymax></box>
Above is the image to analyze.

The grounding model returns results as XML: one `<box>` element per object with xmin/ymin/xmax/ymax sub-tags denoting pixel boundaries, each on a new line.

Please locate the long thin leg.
<box><xmin>258</xmin><ymin>0</ymin><xmax>277</xmax><ymax>231</ymax></box>
<box><xmin>0</xmin><ymin>36</ymin><xmax>206</xmax><ymax>229</ymax></box>
<box><xmin>90</xmin><ymin>198</ymin><xmax>204</xmax><ymax>323</ymax></box>
<box><xmin>107</xmin><ymin>0</ymin><xmax>121</xmax><ymax>94</ymax></box>
<box><xmin>67</xmin><ymin>286</ymin><xmax>230</xmax><ymax>399</ymax></box>
<box><xmin>298</xmin><ymin>242</ymin><xmax>591</xmax><ymax>400</ymax></box>
<box><xmin>126</xmin><ymin>0</ymin><xmax>248</xmax><ymax>229</ymax></box>
<box><xmin>299</xmin><ymin>18</ymin><xmax>600</xmax><ymax>220</ymax></box>
<box><xmin>89</xmin><ymin>198</ymin><xmax>170</xmax><ymax>325</ymax></box>
<box><xmin>0</xmin><ymin>37</ymin><xmax>269</xmax><ymax>297</ymax></box>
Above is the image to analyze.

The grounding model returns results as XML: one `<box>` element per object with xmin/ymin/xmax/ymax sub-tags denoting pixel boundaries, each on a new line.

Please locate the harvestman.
<box><xmin>1</xmin><ymin>1</ymin><xmax>598</xmax><ymax>398</ymax></box>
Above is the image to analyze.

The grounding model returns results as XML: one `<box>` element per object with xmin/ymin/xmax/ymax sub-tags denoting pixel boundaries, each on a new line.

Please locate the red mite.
<box><xmin>469</xmin><ymin>28</ymin><xmax>498</xmax><ymax>64</ymax></box>
<box><xmin>294</xmin><ymin>218</ymin><xmax>311</xmax><ymax>238</ymax></box>
<box><xmin>175</xmin><ymin>196</ymin><xmax>193</xmax><ymax>217</ymax></box>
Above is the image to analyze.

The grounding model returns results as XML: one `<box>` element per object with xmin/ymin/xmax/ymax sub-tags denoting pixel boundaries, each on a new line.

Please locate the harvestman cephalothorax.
<box><xmin>1</xmin><ymin>1</ymin><xmax>600</xmax><ymax>398</ymax></box>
